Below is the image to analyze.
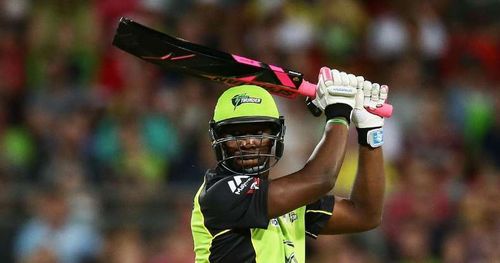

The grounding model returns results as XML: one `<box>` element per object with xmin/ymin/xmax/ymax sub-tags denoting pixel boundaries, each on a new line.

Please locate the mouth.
<box><xmin>238</xmin><ymin>155</ymin><xmax>260</xmax><ymax>160</ymax></box>
<box><xmin>234</xmin><ymin>151</ymin><xmax>261</xmax><ymax>158</ymax></box>
<box><xmin>231</xmin><ymin>153</ymin><xmax>267</xmax><ymax>167</ymax></box>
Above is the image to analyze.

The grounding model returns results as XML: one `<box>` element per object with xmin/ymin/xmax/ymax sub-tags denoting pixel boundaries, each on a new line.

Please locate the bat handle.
<box><xmin>366</xmin><ymin>104</ymin><xmax>393</xmax><ymax>118</ymax></box>
<box><xmin>298</xmin><ymin>80</ymin><xmax>317</xmax><ymax>98</ymax></box>
<box><xmin>299</xmin><ymin>80</ymin><xmax>393</xmax><ymax>118</ymax></box>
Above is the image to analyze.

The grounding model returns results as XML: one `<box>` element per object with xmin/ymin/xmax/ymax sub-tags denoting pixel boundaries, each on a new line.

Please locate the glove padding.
<box><xmin>352</xmin><ymin>77</ymin><xmax>388</xmax><ymax>128</ymax></box>
<box><xmin>312</xmin><ymin>67</ymin><xmax>358</xmax><ymax>111</ymax></box>
<box><xmin>352</xmin><ymin>76</ymin><xmax>389</xmax><ymax>148</ymax></box>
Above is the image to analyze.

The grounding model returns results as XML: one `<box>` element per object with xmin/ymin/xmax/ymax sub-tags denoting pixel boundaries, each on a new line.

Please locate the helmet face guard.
<box><xmin>209</xmin><ymin>117</ymin><xmax>285</xmax><ymax>176</ymax></box>
<box><xmin>210</xmin><ymin>85</ymin><xmax>285</xmax><ymax>175</ymax></box>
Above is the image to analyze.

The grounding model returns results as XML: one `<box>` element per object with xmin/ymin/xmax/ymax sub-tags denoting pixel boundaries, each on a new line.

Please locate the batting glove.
<box><xmin>352</xmin><ymin>76</ymin><xmax>389</xmax><ymax>148</ymax></box>
<box><xmin>312</xmin><ymin>67</ymin><xmax>358</xmax><ymax>122</ymax></box>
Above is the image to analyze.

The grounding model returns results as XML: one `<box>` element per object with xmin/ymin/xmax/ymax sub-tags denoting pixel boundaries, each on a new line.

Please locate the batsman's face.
<box><xmin>221</xmin><ymin>123</ymin><xmax>274</xmax><ymax>170</ymax></box>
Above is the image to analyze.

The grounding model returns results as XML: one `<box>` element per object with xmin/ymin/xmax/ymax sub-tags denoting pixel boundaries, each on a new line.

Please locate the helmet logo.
<box><xmin>231</xmin><ymin>94</ymin><xmax>262</xmax><ymax>110</ymax></box>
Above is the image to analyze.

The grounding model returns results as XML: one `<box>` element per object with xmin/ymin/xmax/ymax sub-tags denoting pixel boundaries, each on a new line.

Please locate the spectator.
<box><xmin>14</xmin><ymin>184</ymin><xmax>102</xmax><ymax>263</ymax></box>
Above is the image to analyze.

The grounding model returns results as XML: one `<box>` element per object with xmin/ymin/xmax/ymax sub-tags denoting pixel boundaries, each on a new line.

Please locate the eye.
<box><xmin>224</xmin><ymin>132</ymin><xmax>239</xmax><ymax>138</ymax></box>
<box><xmin>261</xmin><ymin>129</ymin><xmax>273</xmax><ymax>135</ymax></box>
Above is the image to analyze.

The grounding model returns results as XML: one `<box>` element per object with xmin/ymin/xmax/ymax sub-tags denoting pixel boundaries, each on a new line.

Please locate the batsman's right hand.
<box><xmin>312</xmin><ymin>67</ymin><xmax>358</xmax><ymax>111</ymax></box>
<box><xmin>352</xmin><ymin>76</ymin><xmax>389</xmax><ymax>148</ymax></box>
<box><xmin>352</xmin><ymin>77</ymin><xmax>388</xmax><ymax>129</ymax></box>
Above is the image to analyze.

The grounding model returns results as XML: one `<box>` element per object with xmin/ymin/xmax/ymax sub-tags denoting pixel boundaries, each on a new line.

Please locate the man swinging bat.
<box><xmin>111</xmin><ymin>18</ymin><xmax>389</xmax><ymax>263</ymax></box>
<box><xmin>190</xmin><ymin>67</ymin><xmax>388</xmax><ymax>262</ymax></box>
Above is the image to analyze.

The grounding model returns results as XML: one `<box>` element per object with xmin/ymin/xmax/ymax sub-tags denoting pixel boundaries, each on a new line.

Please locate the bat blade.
<box><xmin>112</xmin><ymin>17</ymin><xmax>312</xmax><ymax>98</ymax></box>
<box><xmin>112</xmin><ymin>17</ymin><xmax>392</xmax><ymax>118</ymax></box>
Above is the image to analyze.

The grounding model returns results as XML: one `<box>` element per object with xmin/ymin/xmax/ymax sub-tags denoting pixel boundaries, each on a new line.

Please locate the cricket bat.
<box><xmin>112</xmin><ymin>17</ymin><xmax>392</xmax><ymax>118</ymax></box>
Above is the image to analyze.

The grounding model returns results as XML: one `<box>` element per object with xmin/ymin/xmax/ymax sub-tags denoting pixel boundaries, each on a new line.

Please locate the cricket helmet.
<box><xmin>209</xmin><ymin>85</ymin><xmax>285</xmax><ymax>175</ymax></box>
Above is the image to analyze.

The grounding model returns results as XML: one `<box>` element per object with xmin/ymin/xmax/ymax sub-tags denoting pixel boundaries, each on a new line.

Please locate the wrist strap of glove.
<box><xmin>325</xmin><ymin>104</ymin><xmax>352</xmax><ymax>125</ymax></box>
<box><xmin>357</xmin><ymin>127</ymin><xmax>384</xmax><ymax>148</ymax></box>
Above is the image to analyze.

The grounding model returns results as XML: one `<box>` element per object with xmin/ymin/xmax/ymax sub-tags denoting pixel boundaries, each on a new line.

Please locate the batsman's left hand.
<box><xmin>352</xmin><ymin>77</ymin><xmax>389</xmax><ymax>147</ymax></box>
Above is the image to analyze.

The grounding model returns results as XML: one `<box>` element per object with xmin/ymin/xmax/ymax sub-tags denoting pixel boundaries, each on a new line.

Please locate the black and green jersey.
<box><xmin>191</xmin><ymin>168</ymin><xmax>334</xmax><ymax>263</ymax></box>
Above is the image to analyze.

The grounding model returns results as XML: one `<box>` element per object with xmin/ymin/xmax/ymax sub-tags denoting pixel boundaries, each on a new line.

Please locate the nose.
<box><xmin>239</xmin><ymin>137</ymin><xmax>259</xmax><ymax>149</ymax></box>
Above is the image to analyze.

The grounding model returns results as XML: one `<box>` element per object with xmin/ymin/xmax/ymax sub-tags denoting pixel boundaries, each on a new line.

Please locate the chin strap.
<box><xmin>219</xmin><ymin>156</ymin><xmax>278</xmax><ymax>176</ymax></box>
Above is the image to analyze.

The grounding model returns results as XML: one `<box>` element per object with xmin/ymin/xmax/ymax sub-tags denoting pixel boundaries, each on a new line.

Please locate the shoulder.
<box><xmin>200</xmin><ymin>170</ymin><xmax>263</xmax><ymax>209</ymax></box>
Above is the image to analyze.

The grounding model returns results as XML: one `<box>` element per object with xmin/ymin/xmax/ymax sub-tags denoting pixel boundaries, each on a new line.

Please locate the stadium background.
<box><xmin>0</xmin><ymin>0</ymin><xmax>498</xmax><ymax>262</ymax></box>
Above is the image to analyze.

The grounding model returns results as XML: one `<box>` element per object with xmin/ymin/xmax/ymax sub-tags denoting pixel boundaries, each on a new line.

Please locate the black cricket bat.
<box><xmin>112</xmin><ymin>17</ymin><xmax>392</xmax><ymax>117</ymax></box>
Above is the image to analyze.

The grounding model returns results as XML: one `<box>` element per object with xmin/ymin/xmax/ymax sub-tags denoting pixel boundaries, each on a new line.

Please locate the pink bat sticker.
<box><xmin>269</xmin><ymin>65</ymin><xmax>295</xmax><ymax>87</ymax></box>
<box><xmin>232</xmin><ymin>55</ymin><xmax>262</xmax><ymax>67</ymax></box>
<box><xmin>171</xmin><ymin>54</ymin><xmax>196</xmax><ymax>60</ymax></box>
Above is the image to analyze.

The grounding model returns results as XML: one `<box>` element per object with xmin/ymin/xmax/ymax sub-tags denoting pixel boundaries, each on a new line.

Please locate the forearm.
<box><xmin>349</xmin><ymin>146</ymin><xmax>385</xmax><ymax>226</ymax></box>
<box><xmin>267</xmin><ymin>122</ymin><xmax>349</xmax><ymax>218</ymax></box>
<box><xmin>267</xmin><ymin>68</ymin><xmax>357</xmax><ymax>219</ymax></box>
<box><xmin>318</xmin><ymin>75</ymin><xmax>389</xmax><ymax>235</ymax></box>
<box><xmin>303</xmin><ymin>121</ymin><xmax>349</xmax><ymax>188</ymax></box>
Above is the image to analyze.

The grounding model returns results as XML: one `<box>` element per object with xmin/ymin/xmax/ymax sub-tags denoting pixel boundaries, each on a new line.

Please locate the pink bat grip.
<box><xmin>298</xmin><ymin>80</ymin><xmax>317</xmax><ymax>98</ymax></box>
<box><xmin>367</xmin><ymin>104</ymin><xmax>393</xmax><ymax>118</ymax></box>
<box><xmin>298</xmin><ymin>80</ymin><xmax>393</xmax><ymax>118</ymax></box>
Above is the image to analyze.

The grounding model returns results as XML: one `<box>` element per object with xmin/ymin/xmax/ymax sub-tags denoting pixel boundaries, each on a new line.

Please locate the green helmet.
<box><xmin>213</xmin><ymin>85</ymin><xmax>280</xmax><ymax>122</ymax></box>
<box><xmin>209</xmin><ymin>85</ymin><xmax>285</xmax><ymax>175</ymax></box>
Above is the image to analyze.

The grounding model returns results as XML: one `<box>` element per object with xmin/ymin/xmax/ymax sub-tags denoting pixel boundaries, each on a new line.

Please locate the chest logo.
<box><xmin>227</xmin><ymin>175</ymin><xmax>252</xmax><ymax>195</ymax></box>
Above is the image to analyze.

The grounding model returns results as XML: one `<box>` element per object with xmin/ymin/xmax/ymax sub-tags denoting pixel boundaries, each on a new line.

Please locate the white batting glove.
<box><xmin>312</xmin><ymin>67</ymin><xmax>358</xmax><ymax>111</ymax></box>
<box><xmin>352</xmin><ymin>76</ymin><xmax>389</xmax><ymax>147</ymax></box>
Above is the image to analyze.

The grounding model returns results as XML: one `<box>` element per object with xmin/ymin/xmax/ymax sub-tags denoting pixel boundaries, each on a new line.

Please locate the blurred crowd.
<box><xmin>0</xmin><ymin>0</ymin><xmax>498</xmax><ymax>262</ymax></box>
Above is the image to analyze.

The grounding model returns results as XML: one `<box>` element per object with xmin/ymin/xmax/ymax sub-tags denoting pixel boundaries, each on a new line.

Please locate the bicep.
<box><xmin>267</xmin><ymin>170</ymin><xmax>332</xmax><ymax>219</ymax></box>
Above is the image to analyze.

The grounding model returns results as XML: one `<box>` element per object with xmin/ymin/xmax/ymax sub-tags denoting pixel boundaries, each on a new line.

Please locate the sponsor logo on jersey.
<box><xmin>288</xmin><ymin>211</ymin><xmax>298</xmax><ymax>223</ymax></box>
<box><xmin>278</xmin><ymin>211</ymin><xmax>298</xmax><ymax>224</ymax></box>
<box><xmin>231</xmin><ymin>94</ymin><xmax>262</xmax><ymax>110</ymax></box>
<box><xmin>285</xmin><ymin>252</ymin><xmax>298</xmax><ymax>263</ymax></box>
<box><xmin>246</xmin><ymin>178</ymin><xmax>260</xmax><ymax>194</ymax></box>
<box><xmin>283</xmin><ymin>240</ymin><xmax>295</xmax><ymax>248</ymax></box>
<box><xmin>227</xmin><ymin>175</ymin><xmax>254</xmax><ymax>195</ymax></box>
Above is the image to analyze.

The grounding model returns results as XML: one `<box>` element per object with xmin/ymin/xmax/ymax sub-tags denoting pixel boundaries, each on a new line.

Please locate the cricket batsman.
<box><xmin>191</xmin><ymin>67</ymin><xmax>388</xmax><ymax>262</ymax></box>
